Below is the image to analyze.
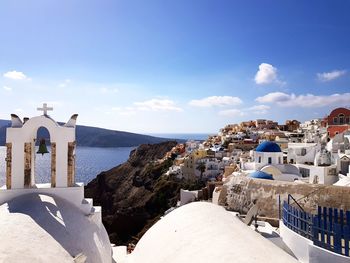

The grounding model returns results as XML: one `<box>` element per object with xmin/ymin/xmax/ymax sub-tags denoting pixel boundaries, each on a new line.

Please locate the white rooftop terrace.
<box><xmin>114</xmin><ymin>202</ymin><xmax>298</xmax><ymax>263</ymax></box>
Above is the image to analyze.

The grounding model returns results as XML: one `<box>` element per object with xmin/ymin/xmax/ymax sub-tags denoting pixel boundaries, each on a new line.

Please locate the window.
<box><xmin>339</xmin><ymin>114</ymin><xmax>345</xmax><ymax>125</ymax></box>
<box><xmin>258</xmin><ymin>156</ymin><xmax>261</xmax><ymax>163</ymax></box>
<box><xmin>328</xmin><ymin>168</ymin><xmax>336</xmax><ymax>176</ymax></box>
<box><xmin>299</xmin><ymin>167</ymin><xmax>310</xmax><ymax>178</ymax></box>
<box><xmin>268</xmin><ymin>157</ymin><xmax>272</xmax><ymax>164</ymax></box>
<box><xmin>278</xmin><ymin>157</ymin><xmax>281</xmax><ymax>164</ymax></box>
<box><xmin>333</xmin><ymin>117</ymin><xmax>338</xmax><ymax>124</ymax></box>
<box><xmin>301</xmin><ymin>148</ymin><xmax>306</xmax><ymax>156</ymax></box>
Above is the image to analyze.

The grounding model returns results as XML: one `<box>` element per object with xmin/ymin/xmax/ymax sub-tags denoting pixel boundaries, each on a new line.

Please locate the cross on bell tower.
<box><xmin>37</xmin><ymin>103</ymin><xmax>53</xmax><ymax>116</ymax></box>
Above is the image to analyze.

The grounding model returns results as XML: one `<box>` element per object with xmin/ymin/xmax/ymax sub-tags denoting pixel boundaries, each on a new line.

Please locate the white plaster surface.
<box><xmin>253</xmin><ymin>151</ymin><xmax>283</xmax><ymax>170</ymax></box>
<box><xmin>0</xmin><ymin>183</ymin><xmax>86</xmax><ymax>213</ymax></box>
<box><xmin>0</xmin><ymin>193</ymin><xmax>112</xmax><ymax>263</ymax></box>
<box><xmin>123</xmin><ymin>202</ymin><xmax>298</xmax><ymax>263</ymax></box>
<box><xmin>280</xmin><ymin>220</ymin><xmax>350</xmax><ymax>263</ymax></box>
<box><xmin>280</xmin><ymin>220</ymin><xmax>311</xmax><ymax>263</ymax></box>
<box><xmin>308</xmin><ymin>242</ymin><xmax>350</xmax><ymax>263</ymax></box>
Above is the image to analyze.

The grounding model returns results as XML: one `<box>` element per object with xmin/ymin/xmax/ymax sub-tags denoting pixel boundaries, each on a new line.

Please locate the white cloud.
<box><xmin>256</xmin><ymin>92</ymin><xmax>291</xmax><ymax>103</ymax></box>
<box><xmin>256</xmin><ymin>92</ymin><xmax>350</xmax><ymax>108</ymax></box>
<box><xmin>134</xmin><ymin>99</ymin><xmax>183</xmax><ymax>112</ymax></box>
<box><xmin>189</xmin><ymin>96</ymin><xmax>242</xmax><ymax>107</ymax></box>
<box><xmin>219</xmin><ymin>104</ymin><xmax>270</xmax><ymax>117</ymax></box>
<box><xmin>317</xmin><ymin>70</ymin><xmax>346</xmax><ymax>82</ymax></box>
<box><xmin>247</xmin><ymin>104</ymin><xmax>270</xmax><ymax>114</ymax></box>
<box><xmin>247</xmin><ymin>105</ymin><xmax>270</xmax><ymax>111</ymax></box>
<box><xmin>254</xmin><ymin>63</ymin><xmax>285</xmax><ymax>85</ymax></box>
<box><xmin>3</xmin><ymin>86</ymin><xmax>12</xmax><ymax>91</ymax></box>
<box><xmin>3</xmin><ymin>70</ymin><xmax>28</xmax><ymax>80</ymax></box>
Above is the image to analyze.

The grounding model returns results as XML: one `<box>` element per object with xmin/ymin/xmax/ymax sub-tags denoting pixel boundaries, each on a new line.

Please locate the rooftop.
<box><xmin>0</xmin><ymin>193</ymin><xmax>111</xmax><ymax>263</ymax></box>
<box><xmin>118</xmin><ymin>202</ymin><xmax>297</xmax><ymax>263</ymax></box>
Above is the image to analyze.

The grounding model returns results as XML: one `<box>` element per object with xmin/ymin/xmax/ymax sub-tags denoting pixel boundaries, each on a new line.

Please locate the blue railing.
<box><xmin>283</xmin><ymin>201</ymin><xmax>350</xmax><ymax>257</ymax></box>
<box><xmin>283</xmin><ymin>201</ymin><xmax>313</xmax><ymax>240</ymax></box>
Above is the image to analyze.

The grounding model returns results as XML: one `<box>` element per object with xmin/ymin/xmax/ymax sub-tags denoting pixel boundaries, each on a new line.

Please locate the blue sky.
<box><xmin>0</xmin><ymin>0</ymin><xmax>350</xmax><ymax>133</ymax></box>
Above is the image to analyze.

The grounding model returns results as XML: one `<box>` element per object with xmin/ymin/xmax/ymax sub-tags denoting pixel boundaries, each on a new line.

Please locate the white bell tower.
<box><xmin>5</xmin><ymin>103</ymin><xmax>78</xmax><ymax>189</ymax></box>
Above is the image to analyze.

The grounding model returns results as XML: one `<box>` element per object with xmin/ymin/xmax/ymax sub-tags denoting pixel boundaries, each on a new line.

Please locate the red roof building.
<box><xmin>323</xmin><ymin>107</ymin><xmax>350</xmax><ymax>138</ymax></box>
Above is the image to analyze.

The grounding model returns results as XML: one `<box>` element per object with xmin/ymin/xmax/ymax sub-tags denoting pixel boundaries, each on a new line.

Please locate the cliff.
<box><xmin>85</xmin><ymin>141</ymin><xmax>201</xmax><ymax>245</ymax></box>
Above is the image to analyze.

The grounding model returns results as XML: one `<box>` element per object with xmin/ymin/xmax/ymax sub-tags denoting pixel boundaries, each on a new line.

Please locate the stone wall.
<box><xmin>5</xmin><ymin>143</ymin><xmax>12</xmax><ymax>189</ymax></box>
<box><xmin>24</xmin><ymin>142</ymin><xmax>32</xmax><ymax>188</ymax></box>
<box><xmin>222</xmin><ymin>176</ymin><xmax>350</xmax><ymax>219</ymax></box>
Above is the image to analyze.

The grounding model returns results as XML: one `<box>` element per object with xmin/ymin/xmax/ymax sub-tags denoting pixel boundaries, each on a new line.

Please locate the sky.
<box><xmin>0</xmin><ymin>0</ymin><xmax>350</xmax><ymax>133</ymax></box>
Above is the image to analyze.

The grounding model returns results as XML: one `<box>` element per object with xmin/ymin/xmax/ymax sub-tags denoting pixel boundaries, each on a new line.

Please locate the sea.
<box><xmin>0</xmin><ymin>133</ymin><xmax>211</xmax><ymax>186</ymax></box>
<box><xmin>0</xmin><ymin>146</ymin><xmax>135</xmax><ymax>186</ymax></box>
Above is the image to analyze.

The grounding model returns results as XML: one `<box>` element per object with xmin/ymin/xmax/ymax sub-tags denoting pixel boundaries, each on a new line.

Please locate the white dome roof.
<box><xmin>0</xmin><ymin>194</ymin><xmax>111</xmax><ymax>263</ymax></box>
<box><xmin>126</xmin><ymin>202</ymin><xmax>297</xmax><ymax>263</ymax></box>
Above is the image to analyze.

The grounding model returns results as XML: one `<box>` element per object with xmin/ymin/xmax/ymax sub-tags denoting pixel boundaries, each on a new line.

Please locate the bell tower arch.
<box><xmin>5</xmin><ymin>104</ymin><xmax>78</xmax><ymax>189</ymax></box>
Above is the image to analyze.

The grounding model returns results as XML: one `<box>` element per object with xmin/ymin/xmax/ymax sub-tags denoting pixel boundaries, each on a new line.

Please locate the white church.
<box><xmin>0</xmin><ymin>104</ymin><xmax>112</xmax><ymax>263</ymax></box>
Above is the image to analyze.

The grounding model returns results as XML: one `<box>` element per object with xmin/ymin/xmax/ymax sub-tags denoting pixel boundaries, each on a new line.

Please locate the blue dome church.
<box><xmin>240</xmin><ymin>140</ymin><xmax>302</xmax><ymax>182</ymax></box>
<box><xmin>252</xmin><ymin>141</ymin><xmax>283</xmax><ymax>170</ymax></box>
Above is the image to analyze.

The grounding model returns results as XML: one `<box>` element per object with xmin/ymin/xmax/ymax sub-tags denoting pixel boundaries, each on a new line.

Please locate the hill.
<box><xmin>0</xmin><ymin>120</ymin><xmax>10</xmax><ymax>127</ymax></box>
<box><xmin>0</xmin><ymin>119</ymin><xmax>181</xmax><ymax>147</ymax></box>
<box><xmin>85</xmin><ymin>141</ymin><xmax>203</xmax><ymax>245</ymax></box>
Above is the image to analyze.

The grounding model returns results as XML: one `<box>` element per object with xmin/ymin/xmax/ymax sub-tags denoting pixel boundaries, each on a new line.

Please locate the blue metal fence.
<box><xmin>282</xmin><ymin>201</ymin><xmax>350</xmax><ymax>257</ymax></box>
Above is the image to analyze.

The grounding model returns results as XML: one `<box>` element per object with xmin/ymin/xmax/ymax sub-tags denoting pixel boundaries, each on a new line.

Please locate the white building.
<box><xmin>287</xmin><ymin>143</ymin><xmax>321</xmax><ymax>165</ymax></box>
<box><xmin>327</xmin><ymin>131</ymin><xmax>350</xmax><ymax>176</ymax></box>
<box><xmin>0</xmin><ymin>104</ymin><xmax>112</xmax><ymax>263</ymax></box>
<box><xmin>299</xmin><ymin>118</ymin><xmax>321</xmax><ymax>132</ymax></box>
<box><xmin>166</xmin><ymin>165</ymin><xmax>183</xmax><ymax>179</ymax></box>
<box><xmin>185</xmin><ymin>140</ymin><xmax>201</xmax><ymax>153</ymax></box>
<box><xmin>196</xmin><ymin>158</ymin><xmax>224</xmax><ymax>180</ymax></box>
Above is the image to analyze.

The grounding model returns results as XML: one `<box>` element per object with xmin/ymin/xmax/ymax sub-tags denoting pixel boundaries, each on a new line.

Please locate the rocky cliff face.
<box><xmin>85</xmin><ymin>141</ymin><xmax>197</xmax><ymax>245</ymax></box>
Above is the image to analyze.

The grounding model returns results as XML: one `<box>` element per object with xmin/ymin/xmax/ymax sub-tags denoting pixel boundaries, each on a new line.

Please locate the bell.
<box><xmin>37</xmin><ymin>139</ymin><xmax>49</xmax><ymax>155</ymax></box>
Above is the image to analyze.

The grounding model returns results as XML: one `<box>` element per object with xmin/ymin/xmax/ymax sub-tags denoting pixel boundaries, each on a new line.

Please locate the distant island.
<box><xmin>0</xmin><ymin>119</ymin><xmax>183</xmax><ymax>147</ymax></box>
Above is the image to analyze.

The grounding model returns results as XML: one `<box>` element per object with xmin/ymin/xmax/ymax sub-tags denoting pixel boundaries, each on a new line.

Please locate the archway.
<box><xmin>34</xmin><ymin>126</ymin><xmax>53</xmax><ymax>186</ymax></box>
